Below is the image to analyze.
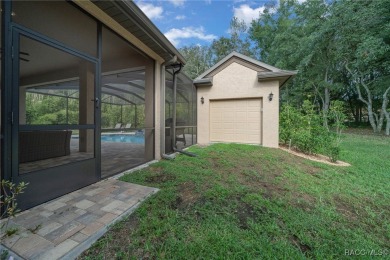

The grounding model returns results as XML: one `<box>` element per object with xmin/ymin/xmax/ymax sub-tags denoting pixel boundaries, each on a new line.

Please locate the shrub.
<box><xmin>279</xmin><ymin>104</ymin><xmax>301</xmax><ymax>144</ymax></box>
<box><xmin>1</xmin><ymin>180</ymin><xmax>28</xmax><ymax>237</ymax></box>
<box><xmin>280</xmin><ymin>100</ymin><xmax>344</xmax><ymax>162</ymax></box>
<box><xmin>328</xmin><ymin>145</ymin><xmax>340</xmax><ymax>163</ymax></box>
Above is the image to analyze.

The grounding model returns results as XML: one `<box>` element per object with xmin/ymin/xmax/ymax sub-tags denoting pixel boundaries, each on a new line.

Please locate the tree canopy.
<box><xmin>179</xmin><ymin>0</ymin><xmax>390</xmax><ymax>134</ymax></box>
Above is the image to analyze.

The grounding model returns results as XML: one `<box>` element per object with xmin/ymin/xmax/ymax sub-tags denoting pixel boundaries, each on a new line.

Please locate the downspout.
<box><xmin>171</xmin><ymin>64</ymin><xmax>197</xmax><ymax>157</ymax></box>
<box><xmin>160</xmin><ymin>56</ymin><xmax>177</xmax><ymax>159</ymax></box>
<box><xmin>160</xmin><ymin>59</ymin><xmax>197</xmax><ymax>159</ymax></box>
<box><xmin>171</xmin><ymin>63</ymin><xmax>182</xmax><ymax>150</ymax></box>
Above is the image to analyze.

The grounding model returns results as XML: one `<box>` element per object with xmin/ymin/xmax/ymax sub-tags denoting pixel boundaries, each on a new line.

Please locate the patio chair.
<box><xmin>124</xmin><ymin>123</ymin><xmax>132</xmax><ymax>129</ymax></box>
<box><xmin>114</xmin><ymin>123</ymin><xmax>122</xmax><ymax>129</ymax></box>
<box><xmin>176</xmin><ymin>127</ymin><xmax>186</xmax><ymax>146</ymax></box>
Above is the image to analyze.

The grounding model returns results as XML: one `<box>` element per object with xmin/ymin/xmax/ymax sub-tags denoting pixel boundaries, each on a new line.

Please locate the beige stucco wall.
<box><xmin>197</xmin><ymin>62</ymin><xmax>280</xmax><ymax>148</ymax></box>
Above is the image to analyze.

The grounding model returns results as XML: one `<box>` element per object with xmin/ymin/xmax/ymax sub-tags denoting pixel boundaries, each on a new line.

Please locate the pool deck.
<box><xmin>0</xmin><ymin>176</ymin><xmax>158</xmax><ymax>260</ymax></box>
<box><xmin>19</xmin><ymin>141</ymin><xmax>146</xmax><ymax>177</ymax></box>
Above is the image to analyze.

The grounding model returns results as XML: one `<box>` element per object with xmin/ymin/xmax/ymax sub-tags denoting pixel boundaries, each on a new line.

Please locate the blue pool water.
<box><xmin>101</xmin><ymin>134</ymin><xmax>144</xmax><ymax>144</ymax></box>
<box><xmin>72</xmin><ymin>134</ymin><xmax>144</xmax><ymax>144</ymax></box>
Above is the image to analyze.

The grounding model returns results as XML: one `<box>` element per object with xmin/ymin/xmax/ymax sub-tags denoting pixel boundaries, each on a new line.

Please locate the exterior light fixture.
<box><xmin>268</xmin><ymin>92</ymin><xmax>274</xmax><ymax>101</ymax></box>
<box><xmin>201</xmin><ymin>97</ymin><xmax>204</xmax><ymax>104</ymax></box>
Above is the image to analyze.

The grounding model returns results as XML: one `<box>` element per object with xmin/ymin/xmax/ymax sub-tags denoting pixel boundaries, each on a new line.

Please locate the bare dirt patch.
<box><xmin>171</xmin><ymin>181</ymin><xmax>202</xmax><ymax>210</ymax></box>
<box><xmin>79</xmin><ymin>215</ymin><xmax>140</xmax><ymax>259</ymax></box>
<box><xmin>145</xmin><ymin>173</ymin><xmax>176</xmax><ymax>183</ymax></box>
<box><xmin>333</xmin><ymin>195</ymin><xmax>360</xmax><ymax>221</ymax></box>
<box><xmin>279</xmin><ymin>146</ymin><xmax>351</xmax><ymax>166</ymax></box>
<box><xmin>206</xmin><ymin>150</ymin><xmax>320</xmax><ymax>206</ymax></box>
<box><xmin>235</xmin><ymin>200</ymin><xmax>264</xmax><ymax>230</ymax></box>
<box><xmin>289</xmin><ymin>234</ymin><xmax>312</xmax><ymax>255</ymax></box>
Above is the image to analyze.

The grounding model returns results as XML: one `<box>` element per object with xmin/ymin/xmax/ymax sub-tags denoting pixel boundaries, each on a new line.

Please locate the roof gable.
<box><xmin>204</xmin><ymin>56</ymin><xmax>270</xmax><ymax>78</ymax></box>
<box><xmin>193</xmin><ymin>52</ymin><xmax>297</xmax><ymax>88</ymax></box>
<box><xmin>195</xmin><ymin>51</ymin><xmax>282</xmax><ymax>80</ymax></box>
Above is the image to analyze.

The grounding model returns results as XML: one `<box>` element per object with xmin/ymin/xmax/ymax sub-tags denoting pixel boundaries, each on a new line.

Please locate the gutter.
<box><xmin>171</xmin><ymin>63</ymin><xmax>182</xmax><ymax>150</ymax></box>
<box><xmin>280</xmin><ymin>75</ymin><xmax>293</xmax><ymax>88</ymax></box>
<box><xmin>257</xmin><ymin>70</ymin><xmax>298</xmax><ymax>88</ymax></box>
<box><xmin>116</xmin><ymin>1</ymin><xmax>186</xmax><ymax>64</ymax></box>
<box><xmin>257</xmin><ymin>70</ymin><xmax>298</xmax><ymax>80</ymax></box>
<box><xmin>160</xmin><ymin>56</ymin><xmax>177</xmax><ymax>158</ymax></box>
<box><xmin>193</xmin><ymin>77</ymin><xmax>213</xmax><ymax>87</ymax></box>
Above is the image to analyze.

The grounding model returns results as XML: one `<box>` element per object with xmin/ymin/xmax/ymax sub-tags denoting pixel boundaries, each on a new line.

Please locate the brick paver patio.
<box><xmin>0</xmin><ymin>178</ymin><xmax>158</xmax><ymax>259</ymax></box>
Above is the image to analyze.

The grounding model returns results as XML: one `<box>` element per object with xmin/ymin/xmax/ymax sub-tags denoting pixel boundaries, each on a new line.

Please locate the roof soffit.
<box><xmin>76</xmin><ymin>0</ymin><xmax>185</xmax><ymax>64</ymax></box>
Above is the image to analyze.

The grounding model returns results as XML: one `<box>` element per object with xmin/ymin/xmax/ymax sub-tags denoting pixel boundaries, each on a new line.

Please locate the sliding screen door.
<box><xmin>12</xmin><ymin>29</ymin><xmax>100</xmax><ymax>210</ymax></box>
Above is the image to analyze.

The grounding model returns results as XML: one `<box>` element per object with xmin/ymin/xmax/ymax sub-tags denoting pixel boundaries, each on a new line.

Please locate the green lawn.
<box><xmin>81</xmin><ymin>134</ymin><xmax>390</xmax><ymax>259</ymax></box>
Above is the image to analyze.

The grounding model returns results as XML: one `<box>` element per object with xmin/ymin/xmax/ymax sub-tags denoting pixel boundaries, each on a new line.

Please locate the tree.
<box><xmin>210</xmin><ymin>17</ymin><xmax>255</xmax><ymax>63</ymax></box>
<box><xmin>250</xmin><ymin>0</ymin><xmax>346</xmax><ymax>129</ymax></box>
<box><xmin>249</xmin><ymin>0</ymin><xmax>390</xmax><ymax>134</ymax></box>
<box><xmin>179</xmin><ymin>45</ymin><xmax>212</xmax><ymax>79</ymax></box>
<box><xmin>333</xmin><ymin>0</ymin><xmax>390</xmax><ymax>133</ymax></box>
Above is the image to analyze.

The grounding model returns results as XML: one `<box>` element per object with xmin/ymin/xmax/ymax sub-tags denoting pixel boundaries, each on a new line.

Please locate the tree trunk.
<box><xmin>366</xmin><ymin>103</ymin><xmax>379</xmax><ymax>132</ymax></box>
<box><xmin>382</xmin><ymin>87</ymin><xmax>390</xmax><ymax>135</ymax></box>
<box><xmin>347</xmin><ymin>97</ymin><xmax>358</xmax><ymax>123</ymax></box>
<box><xmin>321</xmin><ymin>69</ymin><xmax>330</xmax><ymax>129</ymax></box>
<box><xmin>323</xmin><ymin>87</ymin><xmax>330</xmax><ymax>129</ymax></box>
<box><xmin>356</xmin><ymin>79</ymin><xmax>379</xmax><ymax>132</ymax></box>
<box><xmin>385</xmin><ymin>112</ymin><xmax>390</xmax><ymax>135</ymax></box>
<box><xmin>345</xmin><ymin>64</ymin><xmax>380</xmax><ymax>132</ymax></box>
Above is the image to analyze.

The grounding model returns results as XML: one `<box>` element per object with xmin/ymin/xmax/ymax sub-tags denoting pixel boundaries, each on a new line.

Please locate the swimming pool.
<box><xmin>101</xmin><ymin>134</ymin><xmax>144</xmax><ymax>144</ymax></box>
<box><xmin>72</xmin><ymin>134</ymin><xmax>144</xmax><ymax>144</ymax></box>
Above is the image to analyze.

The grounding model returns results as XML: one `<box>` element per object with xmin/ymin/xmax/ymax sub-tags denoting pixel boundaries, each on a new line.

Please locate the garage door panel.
<box><xmin>248</xmin><ymin>111</ymin><xmax>261</xmax><ymax>116</ymax></box>
<box><xmin>248</xmin><ymin>101</ymin><xmax>261</xmax><ymax>107</ymax></box>
<box><xmin>247</xmin><ymin>122</ymin><xmax>260</xmax><ymax>130</ymax></box>
<box><xmin>235</xmin><ymin>112</ymin><xmax>247</xmax><ymax>120</ymax></box>
<box><xmin>235</xmin><ymin>124</ymin><xmax>247</xmax><ymax>130</ymax></box>
<box><xmin>247</xmin><ymin>136</ymin><xmax>260</xmax><ymax>143</ymax></box>
<box><xmin>223</xmin><ymin>114</ymin><xmax>235</xmax><ymax>121</ymax></box>
<box><xmin>210</xmin><ymin>99</ymin><xmax>262</xmax><ymax>144</ymax></box>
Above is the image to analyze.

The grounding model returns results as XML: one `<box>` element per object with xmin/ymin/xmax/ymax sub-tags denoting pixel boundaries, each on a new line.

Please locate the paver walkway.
<box><xmin>1</xmin><ymin>178</ymin><xmax>158</xmax><ymax>259</ymax></box>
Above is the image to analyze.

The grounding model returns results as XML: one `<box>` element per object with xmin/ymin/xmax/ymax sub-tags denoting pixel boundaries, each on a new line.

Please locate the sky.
<box><xmin>135</xmin><ymin>0</ymin><xmax>278</xmax><ymax>48</ymax></box>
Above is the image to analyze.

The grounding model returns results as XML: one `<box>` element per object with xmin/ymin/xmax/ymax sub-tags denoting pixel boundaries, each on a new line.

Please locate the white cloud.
<box><xmin>175</xmin><ymin>15</ymin><xmax>186</xmax><ymax>20</ymax></box>
<box><xmin>165</xmin><ymin>27</ymin><xmax>217</xmax><ymax>46</ymax></box>
<box><xmin>233</xmin><ymin>4</ymin><xmax>267</xmax><ymax>26</ymax></box>
<box><xmin>168</xmin><ymin>0</ymin><xmax>185</xmax><ymax>7</ymax></box>
<box><xmin>137</xmin><ymin>2</ymin><xmax>163</xmax><ymax>20</ymax></box>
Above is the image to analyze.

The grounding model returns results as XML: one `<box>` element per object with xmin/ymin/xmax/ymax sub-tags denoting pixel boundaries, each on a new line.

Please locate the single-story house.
<box><xmin>1</xmin><ymin>1</ymin><xmax>295</xmax><ymax>211</ymax></box>
<box><xmin>194</xmin><ymin>52</ymin><xmax>296</xmax><ymax>148</ymax></box>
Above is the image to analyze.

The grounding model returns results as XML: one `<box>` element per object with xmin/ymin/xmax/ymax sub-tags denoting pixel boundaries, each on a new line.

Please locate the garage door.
<box><xmin>210</xmin><ymin>99</ymin><xmax>262</xmax><ymax>144</ymax></box>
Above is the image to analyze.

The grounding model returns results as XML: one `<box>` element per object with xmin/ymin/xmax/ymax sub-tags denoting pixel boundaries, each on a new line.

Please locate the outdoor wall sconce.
<box><xmin>201</xmin><ymin>97</ymin><xmax>204</xmax><ymax>104</ymax></box>
<box><xmin>268</xmin><ymin>92</ymin><xmax>274</xmax><ymax>101</ymax></box>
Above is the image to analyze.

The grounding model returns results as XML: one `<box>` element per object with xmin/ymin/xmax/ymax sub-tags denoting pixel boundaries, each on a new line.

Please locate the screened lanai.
<box><xmin>2</xmin><ymin>0</ymin><xmax>196</xmax><ymax>210</ymax></box>
<box><xmin>23</xmin><ymin>67</ymin><xmax>152</xmax><ymax>178</ymax></box>
<box><xmin>10</xmin><ymin>1</ymin><xmax>156</xmax><ymax>180</ymax></box>
<box><xmin>165</xmin><ymin>69</ymin><xmax>197</xmax><ymax>154</ymax></box>
<box><xmin>26</xmin><ymin>66</ymin><xmax>197</xmax><ymax>161</ymax></box>
<box><xmin>26</xmin><ymin>69</ymin><xmax>148</xmax><ymax>130</ymax></box>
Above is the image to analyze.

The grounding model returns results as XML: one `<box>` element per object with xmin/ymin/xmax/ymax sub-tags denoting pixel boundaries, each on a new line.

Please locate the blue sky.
<box><xmin>135</xmin><ymin>0</ymin><xmax>278</xmax><ymax>48</ymax></box>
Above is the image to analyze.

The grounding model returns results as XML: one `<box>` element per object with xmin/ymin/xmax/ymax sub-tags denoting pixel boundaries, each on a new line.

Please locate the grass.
<box><xmin>81</xmin><ymin>134</ymin><xmax>390</xmax><ymax>259</ymax></box>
